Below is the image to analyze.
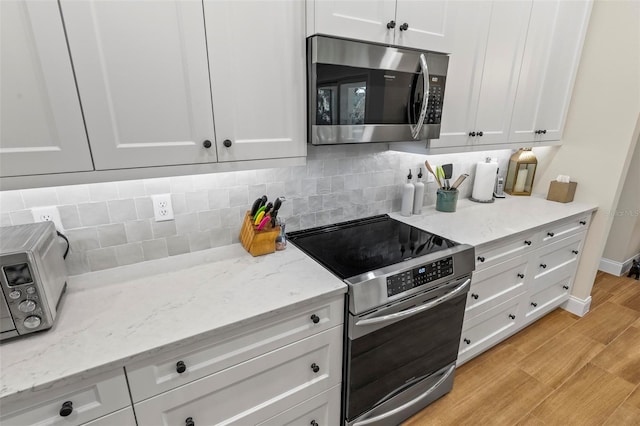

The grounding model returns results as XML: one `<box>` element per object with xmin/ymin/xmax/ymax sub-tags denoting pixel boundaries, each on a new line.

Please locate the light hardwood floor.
<box><xmin>404</xmin><ymin>271</ymin><xmax>640</xmax><ymax>426</ymax></box>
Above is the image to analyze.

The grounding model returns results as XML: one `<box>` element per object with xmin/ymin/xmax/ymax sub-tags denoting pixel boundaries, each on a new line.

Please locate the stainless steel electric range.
<box><xmin>287</xmin><ymin>214</ymin><xmax>475</xmax><ymax>425</ymax></box>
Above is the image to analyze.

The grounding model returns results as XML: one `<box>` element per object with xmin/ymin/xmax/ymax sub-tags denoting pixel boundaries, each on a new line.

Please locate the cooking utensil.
<box><xmin>436</xmin><ymin>166</ymin><xmax>446</xmax><ymax>189</ymax></box>
<box><xmin>424</xmin><ymin>160</ymin><xmax>441</xmax><ymax>188</ymax></box>
<box><xmin>442</xmin><ymin>164</ymin><xmax>453</xmax><ymax>189</ymax></box>
<box><xmin>450</xmin><ymin>174</ymin><xmax>469</xmax><ymax>190</ymax></box>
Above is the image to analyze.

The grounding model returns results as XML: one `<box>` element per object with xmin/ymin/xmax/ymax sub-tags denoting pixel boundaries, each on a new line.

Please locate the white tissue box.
<box><xmin>547</xmin><ymin>180</ymin><xmax>577</xmax><ymax>203</ymax></box>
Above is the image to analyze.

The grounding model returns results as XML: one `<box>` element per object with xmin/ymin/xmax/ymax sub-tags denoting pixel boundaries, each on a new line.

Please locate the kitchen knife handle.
<box><xmin>254</xmin><ymin>211</ymin><xmax>266</xmax><ymax>225</ymax></box>
<box><xmin>256</xmin><ymin>215</ymin><xmax>271</xmax><ymax>231</ymax></box>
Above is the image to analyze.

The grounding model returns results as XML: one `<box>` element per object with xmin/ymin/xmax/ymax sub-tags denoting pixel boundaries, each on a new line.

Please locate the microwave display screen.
<box><xmin>3</xmin><ymin>263</ymin><xmax>34</xmax><ymax>286</ymax></box>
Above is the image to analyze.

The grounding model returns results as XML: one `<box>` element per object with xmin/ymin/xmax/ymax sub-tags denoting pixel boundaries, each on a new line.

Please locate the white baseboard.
<box><xmin>599</xmin><ymin>253</ymin><xmax>640</xmax><ymax>276</ymax></box>
<box><xmin>562</xmin><ymin>295</ymin><xmax>592</xmax><ymax>317</ymax></box>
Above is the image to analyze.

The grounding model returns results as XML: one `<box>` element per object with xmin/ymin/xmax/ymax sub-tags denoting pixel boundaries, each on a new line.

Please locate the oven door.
<box><xmin>308</xmin><ymin>36</ymin><xmax>448</xmax><ymax>145</ymax></box>
<box><xmin>345</xmin><ymin>275</ymin><xmax>470</xmax><ymax>424</ymax></box>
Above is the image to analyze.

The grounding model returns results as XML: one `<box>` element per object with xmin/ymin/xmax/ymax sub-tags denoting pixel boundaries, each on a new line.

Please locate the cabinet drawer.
<box><xmin>0</xmin><ymin>369</ymin><xmax>130</xmax><ymax>426</ymax></box>
<box><xmin>533</xmin><ymin>232</ymin><xmax>584</xmax><ymax>283</ymax></box>
<box><xmin>82</xmin><ymin>407</ymin><xmax>136</xmax><ymax>426</ymax></box>
<box><xmin>475</xmin><ymin>232</ymin><xmax>537</xmax><ymax>271</ymax></box>
<box><xmin>127</xmin><ymin>296</ymin><xmax>343</xmax><ymax>402</ymax></box>
<box><xmin>134</xmin><ymin>326</ymin><xmax>343</xmax><ymax>426</ymax></box>
<box><xmin>465</xmin><ymin>256</ymin><xmax>528</xmax><ymax>321</ymax></box>
<box><xmin>539</xmin><ymin>214</ymin><xmax>591</xmax><ymax>245</ymax></box>
<box><xmin>527</xmin><ymin>275</ymin><xmax>572</xmax><ymax>320</ymax></box>
<box><xmin>459</xmin><ymin>298</ymin><xmax>523</xmax><ymax>364</ymax></box>
<box><xmin>258</xmin><ymin>384</ymin><xmax>341</xmax><ymax>426</ymax></box>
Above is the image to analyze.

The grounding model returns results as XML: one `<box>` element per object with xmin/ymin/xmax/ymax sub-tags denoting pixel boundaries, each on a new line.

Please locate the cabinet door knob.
<box><xmin>469</xmin><ymin>131</ymin><xmax>476</xmax><ymax>137</ymax></box>
<box><xmin>547</xmin><ymin>232</ymin><xmax>555</xmax><ymax>237</ymax></box>
<box><xmin>541</xmin><ymin>130</ymin><xmax>547</xmax><ymax>134</ymax></box>
<box><xmin>509</xmin><ymin>314</ymin><xmax>516</xmax><ymax>320</ymax></box>
<box><xmin>386</xmin><ymin>20</ymin><xmax>396</xmax><ymax>29</ymax></box>
<box><xmin>477</xmin><ymin>256</ymin><xmax>485</xmax><ymax>263</ymax></box>
<box><xmin>477</xmin><ymin>131</ymin><xmax>483</xmax><ymax>137</ymax></box>
<box><xmin>311</xmin><ymin>421</ymin><xmax>319</xmax><ymax>426</ymax></box>
<box><xmin>186</xmin><ymin>417</ymin><xmax>195</xmax><ymax>426</ymax></box>
<box><xmin>540</xmin><ymin>264</ymin><xmax>547</xmax><ymax>269</ymax></box>
<box><xmin>572</xmin><ymin>250</ymin><xmax>579</xmax><ymax>255</ymax></box>
<box><xmin>223</xmin><ymin>139</ymin><xmax>232</xmax><ymax>148</ymax></box>
<box><xmin>471</xmin><ymin>293</ymin><xmax>479</xmax><ymax>300</ymax></box>
<box><xmin>176</xmin><ymin>360</ymin><xmax>187</xmax><ymax>374</ymax></box>
<box><xmin>59</xmin><ymin>401</ymin><xmax>73</xmax><ymax>417</ymax></box>
<box><xmin>202</xmin><ymin>140</ymin><xmax>212</xmax><ymax>148</ymax></box>
<box><xmin>310</xmin><ymin>314</ymin><xmax>320</xmax><ymax>324</ymax></box>
<box><xmin>579</xmin><ymin>220</ymin><xmax>587</xmax><ymax>225</ymax></box>
<box><xmin>531</xmin><ymin>302</ymin><xmax>538</xmax><ymax>307</ymax></box>
<box><xmin>311</xmin><ymin>363</ymin><xmax>320</xmax><ymax>373</ymax></box>
<box><xmin>399</xmin><ymin>22</ymin><xmax>409</xmax><ymax>31</ymax></box>
<box><xmin>464</xmin><ymin>338</ymin><xmax>471</xmax><ymax>344</ymax></box>
<box><xmin>534</xmin><ymin>130</ymin><xmax>540</xmax><ymax>134</ymax></box>
<box><xmin>563</xmin><ymin>285</ymin><xmax>569</xmax><ymax>290</ymax></box>
<box><xmin>517</xmin><ymin>273</ymin><xmax>525</xmax><ymax>279</ymax></box>
<box><xmin>524</xmin><ymin>240</ymin><xmax>532</xmax><ymax>246</ymax></box>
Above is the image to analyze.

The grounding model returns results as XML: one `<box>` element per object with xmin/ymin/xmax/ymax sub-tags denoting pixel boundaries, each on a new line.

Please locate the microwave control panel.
<box><xmin>386</xmin><ymin>256</ymin><xmax>454</xmax><ymax>297</ymax></box>
<box><xmin>426</xmin><ymin>75</ymin><xmax>446</xmax><ymax>125</ymax></box>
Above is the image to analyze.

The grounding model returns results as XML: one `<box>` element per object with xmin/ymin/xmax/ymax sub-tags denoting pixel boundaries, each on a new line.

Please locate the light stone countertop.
<box><xmin>390</xmin><ymin>194</ymin><xmax>598</xmax><ymax>247</ymax></box>
<box><xmin>0</xmin><ymin>243</ymin><xmax>347</xmax><ymax>404</ymax></box>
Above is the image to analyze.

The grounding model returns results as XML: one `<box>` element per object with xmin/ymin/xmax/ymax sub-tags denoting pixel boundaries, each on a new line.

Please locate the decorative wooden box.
<box><xmin>239</xmin><ymin>211</ymin><xmax>280</xmax><ymax>256</ymax></box>
<box><xmin>547</xmin><ymin>180</ymin><xmax>577</xmax><ymax>203</ymax></box>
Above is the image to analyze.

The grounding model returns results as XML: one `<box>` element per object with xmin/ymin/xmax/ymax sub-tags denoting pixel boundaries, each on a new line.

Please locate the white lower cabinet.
<box><xmin>257</xmin><ymin>384</ymin><xmax>341</xmax><ymax>426</ymax></box>
<box><xmin>82</xmin><ymin>407</ymin><xmax>137</xmax><ymax>426</ymax></box>
<box><xmin>459</xmin><ymin>214</ymin><xmax>591</xmax><ymax>365</ymax></box>
<box><xmin>133</xmin><ymin>327</ymin><xmax>342</xmax><ymax>426</ymax></box>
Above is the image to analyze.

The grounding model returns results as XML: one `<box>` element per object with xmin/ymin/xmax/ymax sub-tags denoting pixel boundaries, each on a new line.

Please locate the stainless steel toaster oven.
<box><xmin>1</xmin><ymin>222</ymin><xmax>67</xmax><ymax>341</ymax></box>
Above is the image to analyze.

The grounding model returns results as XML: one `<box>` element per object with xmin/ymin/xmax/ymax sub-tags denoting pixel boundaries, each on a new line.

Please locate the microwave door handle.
<box><xmin>410</xmin><ymin>53</ymin><xmax>430</xmax><ymax>140</ymax></box>
<box><xmin>355</xmin><ymin>278</ymin><xmax>470</xmax><ymax>327</ymax></box>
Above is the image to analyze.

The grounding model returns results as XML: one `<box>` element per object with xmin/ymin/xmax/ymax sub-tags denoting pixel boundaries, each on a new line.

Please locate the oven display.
<box><xmin>3</xmin><ymin>263</ymin><xmax>34</xmax><ymax>287</ymax></box>
<box><xmin>386</xmin><ymin>257</ymin><xmax>454</xmax><ymax>297</ymax></box>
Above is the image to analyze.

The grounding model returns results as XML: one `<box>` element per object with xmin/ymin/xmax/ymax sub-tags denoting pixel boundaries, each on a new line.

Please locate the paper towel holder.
<box><xmin>470</xmin><ymin>157</ymin><xmax>496</xmax><ymax>203</ymax></box>
<box><xmin>505</xmin><ymin>148</ymin><xmax>537</xmax><ymax>196</ymax></box>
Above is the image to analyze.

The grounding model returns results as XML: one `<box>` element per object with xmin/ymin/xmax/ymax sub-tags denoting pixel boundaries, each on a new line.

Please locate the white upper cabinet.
<box><xmin>0</xmin><ymin>0</ymin><xmax>93</xmax><ymax>177</ymax></box>
<box><xmin>204</xmin><ymin>0</ymin><xmax>306</xmax><ymax>162</ymax></box>
<box><xmin>309</xmin><ymin>0</ymin><xmax>455</xmax><ymax>52</ymax></box>
<box><xmin>430</xmin><ymin>0</ymin><xmax>532</xmax><ymax>149</ymax></box>
<box><xmin>509</xmin><ymin>0</ymin><xmax>592</xmax><ymax>144</ymax></box>
<box><xmin>59</xmin><ymin>0</ymin><xmax>217</xmax><ymax>170</ymax></box>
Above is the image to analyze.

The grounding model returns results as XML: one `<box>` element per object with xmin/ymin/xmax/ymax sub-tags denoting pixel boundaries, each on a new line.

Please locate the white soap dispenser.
<box><xmin>413</xmin><ymin>168</ymin><xmax>425</xmax><ymax>215</ymax></box>
<box><xmin>401</xmin><ymin>169</ymin><xmax>415</xmax><ymax>217</ymax></box>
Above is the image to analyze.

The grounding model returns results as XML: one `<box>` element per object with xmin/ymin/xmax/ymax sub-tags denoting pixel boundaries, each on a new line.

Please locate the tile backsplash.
<box><xmin>0</xmin><ymin>145</ymin><xmax>512</xmax><ymax>275</ymax></box>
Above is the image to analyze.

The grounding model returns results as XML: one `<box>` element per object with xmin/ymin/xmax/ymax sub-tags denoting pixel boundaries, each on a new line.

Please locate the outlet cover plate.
<box><xmin>31</xmin><ymin>206</ymin><xmax>64</xmax><ymax>231</ymax></box>
<box><xmin>152</xmin><ymin>194</ymin><xmax>174</xmax><ymax>222</ymax></box>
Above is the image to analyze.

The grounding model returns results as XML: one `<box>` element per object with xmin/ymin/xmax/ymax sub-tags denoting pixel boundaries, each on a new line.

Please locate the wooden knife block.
<box><xmin>240</xmin><ymin>211</ymin><xmax>280</xmax><ymax>256</ymax></box>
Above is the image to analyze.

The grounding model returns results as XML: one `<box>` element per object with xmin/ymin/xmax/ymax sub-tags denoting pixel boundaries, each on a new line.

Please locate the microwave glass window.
<box><xmin>317</xmin><ymin>86</ymin><xmax>337</xmax><ymax>125</ymax></box>
<box><xmin>340</xmin><ymin>82</ymin><xmax>366</xmax><ymax>125</ymax></box>
<box><xmin>3</xmin><ymin>263</ymin><xmax>34</xmax><ymax>286</ymax></box>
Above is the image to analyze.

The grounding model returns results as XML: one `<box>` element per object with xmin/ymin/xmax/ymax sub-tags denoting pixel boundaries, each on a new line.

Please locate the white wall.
<box><xmin>531</xmin><ymin>0</ymin><xmax>640</xmax><ymax>299</ymax></box>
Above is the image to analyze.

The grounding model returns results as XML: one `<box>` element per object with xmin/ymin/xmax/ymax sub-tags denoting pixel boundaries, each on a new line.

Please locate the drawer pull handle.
<box><xmin>59</xmin><ymin>401</ymin><xmax>73</xmax><ymax>417</ymax></box>
<box><xmin>509</xmin><ymin>314</ymin><xmax>516</xmax><ymax>320</ymax></box>
<box><xmin>176</xmin><ymin>361</ymin><xmax>187</xmax><ymax>374</ymax></box>
<box><xmin>524</xmin><ymin>240</ymin><xmax>532</xmax><ymax>246</ymax></box>
<box><xmin>531</xmin><ymin>302</ymin><xmax>538</xmax><ymax>307</ymax></box>
<box><xmin>572</xmin><ymin>250</ymin><xmax>579</xmax><ymax>255</ymax></box>
<box><xmin>517</xmin><ymin>273</ymin><xmax>525</xmax><ymax>279</ymax></box>
<box><xmin>310</xmin><ymin>314</ymin><xmax>320</xmax><ymax>324</ymax></box>
<box><xmin>579</xmin><ymin>220</ymin><xmax>587</xmax><ymax>225</ymax></box>
<box><xmin>563</xmin><ymin>285</ymin><xmax>569</xmax><ymax>290</ymax></box>
<box><xmin>311</xmin><ymin>421</ymin><xmax>319</xmax><ymax>426</ymax></box>
<box><xmin>464</xmin><ymin>338</ymin><xmax>471</xmax><ymax>344</ymax></box>
<box><xmin>186</xmin><ymin>417</ymin><xmax>195</xmax><ymax>426</ymax></box>
<box><xmin>471</xmin><ymin>293</ymin><xmax>479</xmax><ymax>300</ymax></box>
<box><xmin>547</xmin><ymin>232</ymin><xmax>555</xmax><ymax>237</ymax></box>
<box><xmin>477</xmin><ymin>256</ymin><xmax>485</xmax><ymax>263</ymax></box>
<box><xmin>311</xmin><ymin>363</ymin><xmax>320</xmax><ymax>373</ymax></box>
<box><xmin>540</xmin><ymin>264</ymin><xmax>547</xmax><ymax>269</ymax></box>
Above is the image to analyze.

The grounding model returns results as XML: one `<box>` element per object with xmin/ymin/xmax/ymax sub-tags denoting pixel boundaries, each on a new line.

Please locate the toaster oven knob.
<box><xmin>18</xmin><ymin>299</ymin><xmax>37</xmax><ymax>313</ymax></box>
<box><xmin>9</xmin><ymin>290</ymin><xmax>21</xmax><ymax>300</ymax></box>
<box><xmin>23</xmin><ymin>315</ymin><xmax>41</xmax><ymax>329</ymax></box>
<box><xmin>26</xmin><ymin>286</ymin><xmax>36</xmax><ymax>295</ymax></box>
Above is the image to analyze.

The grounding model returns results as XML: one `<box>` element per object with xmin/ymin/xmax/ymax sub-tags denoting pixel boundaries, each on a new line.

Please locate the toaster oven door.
<box><xmin>0</xmin><ymin>295</ymin><xmax>18</xmax><ymax>340</ymax></box>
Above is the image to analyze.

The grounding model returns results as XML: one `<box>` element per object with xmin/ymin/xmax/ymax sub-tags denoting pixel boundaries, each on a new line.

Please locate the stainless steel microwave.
<box><xmin>0</xmin><ymin>222</ymin><xmax>67</xmax><ymax>341</ymax></box>
<box><xmin>307</xmin><ymin>36</ymin><xmax>449</xmax><ymax>145</ymax></box>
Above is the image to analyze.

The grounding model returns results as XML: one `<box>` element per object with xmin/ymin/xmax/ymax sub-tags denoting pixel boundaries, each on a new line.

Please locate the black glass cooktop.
<box><xmin>287</xmin><ymin>215</ymin><xmax>458</xmax><ymax>280</ymax></box>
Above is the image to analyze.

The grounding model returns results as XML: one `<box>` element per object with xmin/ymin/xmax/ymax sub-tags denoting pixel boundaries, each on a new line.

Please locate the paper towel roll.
<box><xmin>472</xmin><ymin>160</ymin><xmax>498</xmax><ymax>202</ymax></box>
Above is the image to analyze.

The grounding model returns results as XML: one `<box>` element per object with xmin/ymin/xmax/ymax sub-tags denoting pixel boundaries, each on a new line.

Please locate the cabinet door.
<box><xmin>311</xmin><ymin>0</ymin><xmax>396</xmax><ymax>45</ymax></box>
<box><xmin>394</xmin><ymin>0</ymin><xmax>455</xmax><ymax>53</ymax></box>
<box><xmin>204</xmin><ymin>1</ymin><xmax>306</xmax><ymax>162</ymax></box>
<box><xmin>0</xmin><ymin>0</ymin><xmax>93</xmax><ymax>177</ymax></box>
<box><xmin>60</xmin><ymin>0</ymin><xmax>216</xmax><ymax>170</ymax></box>
<box><xmin>509</xmin><ymin>0</ymin><xmax>592</xmax><ymax>144</ymax></box>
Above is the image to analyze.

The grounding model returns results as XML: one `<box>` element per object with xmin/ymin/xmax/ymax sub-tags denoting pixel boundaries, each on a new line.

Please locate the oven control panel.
<box><xmin>386</xmin><ymin>256</ymin><xmax>454</xmax><ymax>297</ymax></box>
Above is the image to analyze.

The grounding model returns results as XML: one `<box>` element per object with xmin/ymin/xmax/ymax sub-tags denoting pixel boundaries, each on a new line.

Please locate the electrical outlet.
<box><xmin>152</xmin><ymin>194</ymin><xmax>174</xmax><ymax>222</ymax></box>
<box><xmin>31</xmin><ymin>206</ymin><xmax>64</xmax><ymax>231</ymax></box>
<box><xmin>424</xmin><ymin>168</ymin><xmax>436</xmax><ymax>183</ymax></box>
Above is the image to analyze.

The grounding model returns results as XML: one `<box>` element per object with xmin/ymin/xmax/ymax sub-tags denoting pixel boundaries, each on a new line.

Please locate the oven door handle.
<box><xmin>410</xmin><ymin>53</ymin><xmax>430</xmax><ymax>140</ymax></box>
<box><xmin>352</xmin><ymin>364</ymin><xmax>455</xmax><ymax>426</ymax></box>
<box><xmin>355</xmin><ymin>278</ymin><xmax>470</xmax><ymax>327</ymax></box>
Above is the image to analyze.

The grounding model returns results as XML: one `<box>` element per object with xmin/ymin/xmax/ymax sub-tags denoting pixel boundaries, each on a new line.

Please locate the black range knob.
<box><xmin>176</xmin><ymin>361</ymin><xmax>186</xmax><ymax>374</ymax></box>
<box><xmin>517</xmin><ymin>273</ymin><xmax>525</xmax><ymax>279</ymax></box>
<box><xmin>464</xmin><ymin>338</ymin><xmax>471</xmax><ymax>344</ymax></box>
<box><xmin>509</xmin><ymin>314</ymin><xmax>516</xmax><ymax>320</ymax></box>
<box><xmin>310</xmin><ymin>314</ymin><xmax>320</xmax><ymax>324</ymax></box>
<box><xmin>59</xmin><ymin>401</ymin><xmax>73</xmax><ymax>417</ymax></box>
<box><xmin>524</xmin><ymin>240</ymin><xmax>532</xmax><ymax>246</ymax></box>
<box><xmin>477</xmin><ymin>256</ymin><xmax>485</xmax><ymax>263</ymax></box>
<box><xmin>471</xmin><ymin>293</ymin><xmax>479</xmax><ymax>300</ymax></box>
<box><xmin>223</xmin><ymin>139</ymin><xmax>232</xmax><ymax>148</ymax></box>
<box><xmin>311</xmin><ymin>363</ymin><xmax>320</xmax><ymax>373</ymax></box>
<box><xmin>540</xmin><ymin>264</ymin><xmax>547</xmax><ymax>269</ymax></box>
<box><xmin>186</xmin><ymin>417</ymin><xmax>195</xmax><ymax>426</ymax></box>
<box><xmin>202</xmin><ymin>140</ymin><xmax>212</xmax><ymax>148</ymax></box>
<box><xmin>386</xmin><ymin>20</ymin><xmax>396</xmax><ymax>29</ymax></box>
<box><xmin>399</xmin><ymin>23</ymin><xmax>409</xmax><ymax>31</ymax></box>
